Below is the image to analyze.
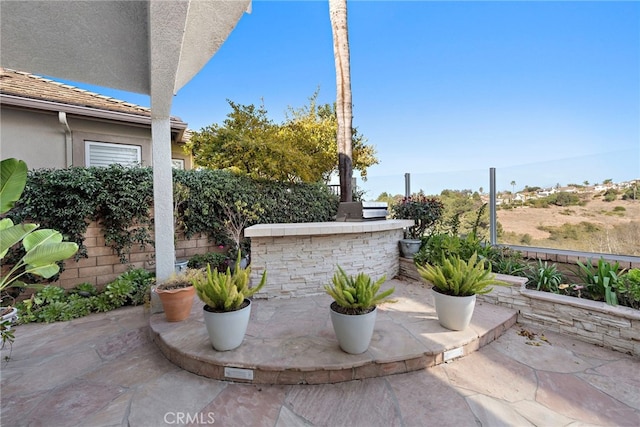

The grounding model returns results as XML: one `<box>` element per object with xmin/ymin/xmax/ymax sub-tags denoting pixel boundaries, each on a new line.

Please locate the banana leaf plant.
<box><xmin>0</xmin><ymin>158</ymin><xmax>79</xmax><ymax>293</ymax></box>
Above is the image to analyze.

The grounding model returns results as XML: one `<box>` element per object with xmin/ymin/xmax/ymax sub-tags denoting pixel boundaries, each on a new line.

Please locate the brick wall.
<box><xmin>249</xmin><ymin>228</ymin><xmax>404</xmax><ymax>299</ymax></box>
<box><xmin>55</xmin><ymin>221</ymin><xmax>220</xmax><ymax>291</ymax></box>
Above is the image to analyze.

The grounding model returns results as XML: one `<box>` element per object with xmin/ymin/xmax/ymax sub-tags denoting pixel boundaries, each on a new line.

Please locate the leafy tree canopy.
<box><xmin>186</xmin><ymin>92</ymin><xmax>378</xmax><ymax>183</ymax></box>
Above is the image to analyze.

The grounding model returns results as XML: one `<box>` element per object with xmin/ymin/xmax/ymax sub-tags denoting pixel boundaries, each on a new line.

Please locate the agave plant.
<box><xmin>417</xmin><ymin>252</ymin><xmax>507</xmax><ymax>297</ymax></box>
<box><xmin>191</xmin><ymin>251</ymin><xmax>266</xmax><ymax>312</ymax></box>
<box><xmin>324</xmin><ymin>266</ymin><xmax>395</xmax><ymax>315</ymax></box>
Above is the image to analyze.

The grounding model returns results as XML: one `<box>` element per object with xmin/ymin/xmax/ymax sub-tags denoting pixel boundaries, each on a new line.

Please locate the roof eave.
<box><xmin>0</xmin><ymin>93</ymin><xmax>187</xmax><ymax>130</ymax></box>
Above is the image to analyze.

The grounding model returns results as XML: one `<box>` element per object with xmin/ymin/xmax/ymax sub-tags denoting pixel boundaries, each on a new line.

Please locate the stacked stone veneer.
<box><xmin>479</xmin><ymin>280</ymin><xmax>640</xmax><ymax>356</ymax></box>
<box><xmin>245</xmin><ymin>220</ymin><xmax>413</xmax><ymax>299</ymax></box>
<box><xmin>53</xmin><ymin>221</ymin><xmax>220</xmax><ymax>291</ymax></box>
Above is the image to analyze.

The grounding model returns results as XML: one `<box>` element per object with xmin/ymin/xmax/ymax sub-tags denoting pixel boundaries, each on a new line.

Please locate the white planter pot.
<box><xmin>329</xmin><ymin>303</ymin><xmax>377</xmax><ymax>354</ymax></box>
<box><xmin>174</xmin><ymin>259</ymin><xmax>189</xmax><ymax>274</ymax></box>
<box><xmin>399</xmin><ymin>239</ymin><xmax>421</xmax><ymax>258</ymax></box>
<box><xmin>202</xmin><ymin>299</ymin><xmax>251</xmax><ymax>351</ymax></box>
<box><xmin>432</xmin><ymin>289</ymin><xmax>476</xmax><ymax>331</ymax></box>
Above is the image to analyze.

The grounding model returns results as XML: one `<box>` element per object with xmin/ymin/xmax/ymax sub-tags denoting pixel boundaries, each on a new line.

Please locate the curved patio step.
<box><xmin>149</xmin><ymin>279</ymin><xmax>517</xmax><ymax>385</ymax></box>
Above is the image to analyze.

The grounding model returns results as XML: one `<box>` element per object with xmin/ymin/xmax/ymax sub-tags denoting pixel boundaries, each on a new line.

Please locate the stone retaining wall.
<box><xmin>400</xmin><ymin>258</ymin><xmax>640</xmax><ymax>356</ymax></box>
<box><xmin>479</xmin><ymin>282</ymin><xmax>640</xmax><ymax>356</ymax></box>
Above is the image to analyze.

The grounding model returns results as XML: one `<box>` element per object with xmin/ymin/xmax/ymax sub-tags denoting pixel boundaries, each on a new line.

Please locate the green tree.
<box><xmin>187</xmin><ymin>97</ymin><xmax>377</xmax><ymax>183</ymax></box>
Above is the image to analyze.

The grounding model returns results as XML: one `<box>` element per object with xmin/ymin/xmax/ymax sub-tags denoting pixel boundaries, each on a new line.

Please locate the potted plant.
<box><xmin>416</xmin><ymin>252</ymin><xmax>507</xmax><ymax>331</ymax></box>
<box><xmin>390</xmin><ymin>194</ymin><xmax>444</xmax><ymax>258</ymax></box>
<box><xmin>324</xmin><ymin>266</ymin><xmax>396</xmax><ymax>354</ymax></box>
<box><xmin>191</xmin><ymin>251</ymin><xmax>266</xmax><ymax>351</ymax></box>
<box><xmin>154</xmin><ymin>268</ymin><xmax>202</xmax><ymax>322</ymax></box>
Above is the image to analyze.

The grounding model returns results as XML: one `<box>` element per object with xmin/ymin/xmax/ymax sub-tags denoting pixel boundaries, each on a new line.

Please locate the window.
<box><xmin>85</xmin><ymin>141</ymin><xmax>141</xmax><ymax>167</ymax></box>
<box><xmin>172</xmin><ymin>159</ymin><xmax>185</xmax><ymax>170</ymax></box>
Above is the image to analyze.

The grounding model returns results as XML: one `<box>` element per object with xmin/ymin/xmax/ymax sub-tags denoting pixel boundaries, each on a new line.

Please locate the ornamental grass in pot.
<box><xmin>191</xmin><ymin>251</ymin><xmax>266</xmax><ymax>351</ymax></box>
<box><xmin>416</xmin><ymin>252</ymin><xmax>508</xmax><ymax>331</ymax></box>
<box><xmin>324</xmin><ymin>266</ymin><xmax>396</xmax><ymax>354</ymax></box>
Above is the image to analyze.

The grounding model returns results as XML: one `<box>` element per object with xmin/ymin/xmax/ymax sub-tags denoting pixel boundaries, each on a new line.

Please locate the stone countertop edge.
<box><xmin>245</xmin><ymin>220</ymin><xmax>414</xmax><ymax>238</ymax></box>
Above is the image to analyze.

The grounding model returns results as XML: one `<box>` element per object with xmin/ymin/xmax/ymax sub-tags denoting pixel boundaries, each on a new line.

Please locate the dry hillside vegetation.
<box><xmin>498</xmin><ymin>197</ymin><xmax>640</xmax><ymax>255</ymax></box>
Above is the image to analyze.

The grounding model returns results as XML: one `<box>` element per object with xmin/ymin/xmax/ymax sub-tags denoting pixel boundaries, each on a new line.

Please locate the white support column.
<box><xmin>152</xmin><ymin>117</ymin><xmax>175</xmax><ymax>282</ymax></box>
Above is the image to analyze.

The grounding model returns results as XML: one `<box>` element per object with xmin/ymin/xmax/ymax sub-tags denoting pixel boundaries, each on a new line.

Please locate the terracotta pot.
<box><xmin>155</xmin><ymin>285</ymin><xmax>195</xmax><ymax>322</ymax></box>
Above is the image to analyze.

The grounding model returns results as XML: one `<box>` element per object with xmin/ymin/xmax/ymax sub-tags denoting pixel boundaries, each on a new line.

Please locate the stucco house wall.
<box><xmin>0</xmin><ymin>68</ymin><xmax>193</xmax><ymax>169</ymax></box>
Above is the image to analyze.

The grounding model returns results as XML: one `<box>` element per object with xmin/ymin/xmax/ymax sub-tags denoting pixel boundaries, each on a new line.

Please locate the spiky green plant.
<box><xmin>416</xmin><ymin>252</ymin><xmax>507</xmax><ymax>297</ymax></box>
<box><xmin>324</xmin><ymin>266</ymin><xmax>395</xmax><ymax>314</ymax></box>
<box><xmin>191</xmin><ymin>251</ymin><xmax>266</xmax><ymax>312</ymax></box>
<box><xmin>574</xmin><ymin>258</ymin><xmax>624</xmax><ymax>306</ymax></box>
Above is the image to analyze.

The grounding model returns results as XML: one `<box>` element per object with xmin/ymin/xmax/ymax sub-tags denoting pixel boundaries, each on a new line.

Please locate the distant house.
<box><xmin>0</xmin><ymin>68</ymin><xmax>193</xmax><ymax>170</ymax></box>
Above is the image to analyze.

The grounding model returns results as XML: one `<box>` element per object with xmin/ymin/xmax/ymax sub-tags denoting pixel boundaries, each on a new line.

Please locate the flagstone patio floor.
<box><xmin>2</xmin><ymin>278</ymin><xmax>639</xmax><ymax>426</ymax></box>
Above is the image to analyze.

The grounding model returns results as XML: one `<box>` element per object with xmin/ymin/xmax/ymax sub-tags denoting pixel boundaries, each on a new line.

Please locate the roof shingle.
<box><xmin>0</xmin><ymin>67</ymin><xmax>152</xmax><ymax>117</ymax></box>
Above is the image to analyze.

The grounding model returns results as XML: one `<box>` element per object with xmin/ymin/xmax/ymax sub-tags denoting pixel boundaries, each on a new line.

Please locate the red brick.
<box><xmin>328</xmin><ymin>369</ymin><xmax>354</xmax><ymax>383</ymax></box>
<box><xmin>88</xmin><ymin>246</ymin><xmax>116</xmax><ymax>257</ymax></box>
<box><xmin>97</xmin><ymin>255</ymin><xmax>122</xmax><ymax>266</ymax></box>
<box><xmin>58</xmin><ymin>268</ymin><xmax>79</xmax><ymax>280</ymax></box>
<box><xmin>83</xmin><ymin>237</ymin><xmax>97</xmax><ymax>248</ymax></box>
<box><xmin>84</xmin><ymin>226</ymin><xmax>103</xmax><ymax>238</ymax></box>
<box><xmin>79</xmin><ymin>265</ymin><xmax>113</xmax><ymax>278</ymax></box>
<box><xmin>128</xmin><ymin>252</ymin><xmax>153</xmax><ymax>263</ymax></box>
<box><xmin>176</xmin><ymin>239</ymin><xmax>197</xmax><ymax>249</ymax></box>
<box><xmin>70</xmin><ymin>257</ymin><xmax>97</xmax><ymax>268</ymax></box>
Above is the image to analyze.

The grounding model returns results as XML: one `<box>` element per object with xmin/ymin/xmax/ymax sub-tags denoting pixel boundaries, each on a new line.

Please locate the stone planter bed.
<box><xmin>400</xmin><ymin>258</ymin><xmax>640</xmax><ymax>357</ymax></box>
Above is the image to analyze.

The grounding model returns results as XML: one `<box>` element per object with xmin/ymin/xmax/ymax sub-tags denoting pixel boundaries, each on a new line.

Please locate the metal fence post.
<box><xmin>404</xmin><ymin>173</ymin><xmax>411</xmax><ymax>198</ymax></box>
<box><xmin>490</xmin><ymin>167</ymin><xmax>497</xmax><ymax>245</ymax></box>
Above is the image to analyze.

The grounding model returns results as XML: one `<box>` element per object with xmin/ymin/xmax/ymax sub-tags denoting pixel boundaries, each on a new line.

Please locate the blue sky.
<box><xmin>52</xmin><ymin>1</ymin><xmax>639</xmax><ymax>199</ymax></box>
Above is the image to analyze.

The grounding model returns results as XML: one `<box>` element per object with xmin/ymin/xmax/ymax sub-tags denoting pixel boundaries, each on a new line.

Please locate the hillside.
<box><xmin>497</xmin><ymin>197</ymin><xmax>640</xmax><ymax>255</ymax></box>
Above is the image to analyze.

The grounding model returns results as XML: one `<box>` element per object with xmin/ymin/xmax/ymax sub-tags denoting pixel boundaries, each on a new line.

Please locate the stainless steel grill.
<box><xmin>335</xmin><ymin>202</ymin><xmax>388</xmax><ymax>222</ymax></box>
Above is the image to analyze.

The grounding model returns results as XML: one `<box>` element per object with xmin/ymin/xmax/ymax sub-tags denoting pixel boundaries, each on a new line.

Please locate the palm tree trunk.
<box><xmin>329</xmin><ymin>0</ymin><xmax>353</xmax><ymax>202</ymax></box>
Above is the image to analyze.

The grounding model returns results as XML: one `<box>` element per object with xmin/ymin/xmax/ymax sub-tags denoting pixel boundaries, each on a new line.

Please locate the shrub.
<box><xmin>603</xmin><ymin>189</ymin><xmax>618</xmax><ymax>202</ymax></box>
<box><xmin>188</xmin><ymin>252</ymin><xmax>228</xmax><ymax>271</ymax></box>
<box><xmin>617</xmin><ymin>269</ymin><xmax>640</xmax><ymax>309</ymax></box>
<box><xmin>390</xmin><ymin>194</ymin><xmax>444</xmax><ymax>239</ymax></box>
<box><xmin>7</xmin><ymin>167</ymin><xmax>340</xmax><ymax>271</ymax></box>
<box><xmin>16</xmin><ymin>268</ymin><xmax>153</xmax><ymax>323</ymax></box>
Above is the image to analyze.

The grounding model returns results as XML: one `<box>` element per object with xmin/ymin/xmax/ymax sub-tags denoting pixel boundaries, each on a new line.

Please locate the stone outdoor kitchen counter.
<box><xmin>245</xmin><ymin>220</ymin><xmax>413</xmax><ymax>299</ymax></box>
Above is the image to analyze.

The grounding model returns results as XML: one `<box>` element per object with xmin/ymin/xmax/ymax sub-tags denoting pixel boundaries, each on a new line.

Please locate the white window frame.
<box><xmin>171</xmin><ymin>158</ymin><xmax>185</xmax><ymax>170</ymax></box>
<box><xmin>85</xmin><ymin>141</ymin><xmax>141</xmax><ymax>168</ymax></box>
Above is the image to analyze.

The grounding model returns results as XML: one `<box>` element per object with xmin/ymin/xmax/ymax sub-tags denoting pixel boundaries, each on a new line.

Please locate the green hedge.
<box><xmin>7</xmin><ymin>166</ymin><xmax>339</xmax><ymax>263</ymax></box>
